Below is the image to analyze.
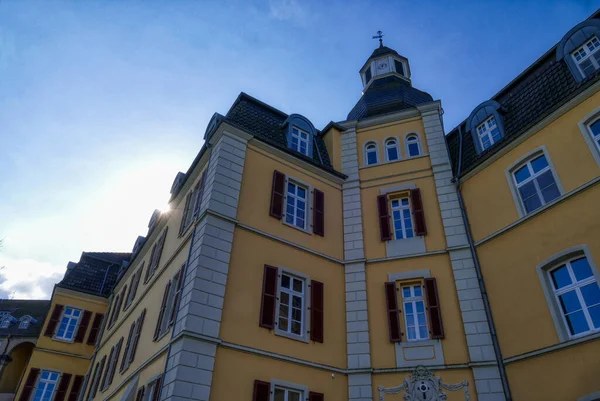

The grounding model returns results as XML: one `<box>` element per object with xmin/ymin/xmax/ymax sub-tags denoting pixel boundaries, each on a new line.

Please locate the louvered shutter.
<box><xmin>313</xmin><ymin>189</ymin><xmax>325</xmax><ymax>236</ymax></box>
<box><xmin>86</xmin><ymin>313</ymin><xmax>104</xmax><ymax>345</ymax></box>
<box><xmin>154</xmin><ymin>281</ymin><xmax>171</xmax><ymax>340</ymax></box>
<box><xmin>169</xmin><ymin>266</ymin><xmax>185</xmax><ymax>326</ymax></box>
<box><xmin>269</xmin><ymin>171</ymin><xmax>285</xmax><ymax>219</ymax></box>
<box><xmin>18</xmin><ymin>368</ymin><xmax>40</xmax><ymax>401</ymax></box>
<box><xmin>309</xmin><ymin>392</ymin><xmax>324</xmax><ymax>401</ymax></box>
<box><xmin>154</xmin><ymin>227</ymin><xmax>169</xmax><ymax>272</ymax></box>
<box><xmin>44</xmin><ymin>304</ymin><xmax>64</xmax><ymax>337</ymax></box>
<box><xmin>253</xmin><ymin>380</ymin><xmax>270</xmax><ymax>401</ymax></box>
<box><xmin>108</xmin><ymin>295</ymin><xmax>120</xmax><ymax>328</ymax></box>
<box><xmin>67</xmin><ymin>375</ymin><xmax>84</xmax><ymax>401</ymax></box>
<box><xmin>385</xmin><ymin>282</ymin><xmax>402</xmax><ymax>342</ymax></box>
<box><xmin>100</xmin><ymin>347</ymin><xmax>115</xmax><ymax>390</ymax></box>
<box><xmin>424</xmin><ymin>278</ymin><xmax>444</xmax><ymax>339</ymax></box>
<box><xmin>129</xmin><ymin>309</ymin><xmax>146</xmax><ymax>364</ymax></box>
<box><xmin>121</xmin><ymin>286</ymin><xmax>128</xmax><ymax>312</ymax></box>
<box><xmin>193</xmin><ymin>171</ymin><xmax>207</xmax><ymax>218</ymax></box>
<box><xmin>310</xmin><ymin>280</ymin><xmax>324</xmax><ymax>343</ymax></box>
<box><xmin>410</xmin><ymin>188</ymin><xmax>427</xmax><ymax>236</ymax></box>
<box><xmin>179</xmin><ymin>191</ymin><xmax>193</xmax><ymax>235</ymax></box>
<box><xmin>135</xmin><ymin>387</ymin><xmax>145</xmax><ymax>401</ymax></box>
<box><xmin>259</xmin><ymin>265</ymin><xmax>278</xmax><ymax>329</ymax></box>
<box><xmin>108</xmin><ymin>337</ymin><xmax>123</xmax><ymax>386</ymax></box>
<box><xmin>144</xmin><ymin>246</ymin><xmax>156</xmax><ymax>283</ymax></box>
<box><xmin>87</xmin><ymin>363</ymin><xmax>99</xmax><ymax>400</ymax></box>
<box><xmin>54</xmin><ymin>373</ymin><xmax>72</xmax><ymax>401</ymax></box>
<box><xmin>120</xmin><ymin>322</ymin><xmax>136</xmax><ymax>373</ymax></box>
<box><xmin>93</xmin><ymin>355</ymin><xmax>107</xmax><ymax>397</ymax></box>
<box><xmin>151</xmin><ymin>377</ymin><xmax>162</xmax><ymax>401</ymax></box>
<box><xmin>74</xmin><ymin>310</ymin><xmax>92</xmax><ymax>343</ymax></box>
<box><xmin>130</xmin><ymin>263</ymin><xmax>143</xmax><ymax>302</ymax></box>
<box><xmin>377</xmin><ymin>195</ymin><xmax>392</xmax><ymax>241</ymax></box>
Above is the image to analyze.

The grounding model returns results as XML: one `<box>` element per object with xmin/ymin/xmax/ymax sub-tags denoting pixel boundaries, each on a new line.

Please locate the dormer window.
<box><xmin>571</xmin><ymin>36</ymin><xmax>600</xmax><ymax>78</ymax></box>
<box><xmin>291</xmin><ymin>127</ymin><xmax>309</xmax><ymax>156</ymax></box>
<box><xmin>476</xmin><ymin>115</ymin><xmax>502</xmax><ymax>150</ymax></box>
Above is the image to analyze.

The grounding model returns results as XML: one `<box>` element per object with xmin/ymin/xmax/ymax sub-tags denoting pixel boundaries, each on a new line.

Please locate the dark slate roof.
<box><xmin>225</xmin><ymin>93</ymin><xmax>344</xmax><ymax>177</ymax></box>
<box><xmin>447</xmin><ymin>16</ymin><xmax>600</xmax><ymax>177</ymax></box>
<box><xmin>370</xmin><ymin>45</ymin><xmax>399</xmax><ymax>58</ymax></box>
<box><xmin>57</xmin><ymin>252</ymin><xmax>131</xmax><ymax>298</ymax></box>
<box><xmin>0</xmin><ymin>300</ymin><xmax>51</xmax><ymax>338</ymax></box>
<box><xmin>347</xmin><ymin>75</ymin><xmax>434</xmax><ymax>120</ymax></box>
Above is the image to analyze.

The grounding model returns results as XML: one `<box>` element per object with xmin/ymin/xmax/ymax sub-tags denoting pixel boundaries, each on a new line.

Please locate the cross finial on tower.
<box><xmin>372</xmin><ymin>30</ymin><xmax>384</xmax><ymax>47</ymax></box>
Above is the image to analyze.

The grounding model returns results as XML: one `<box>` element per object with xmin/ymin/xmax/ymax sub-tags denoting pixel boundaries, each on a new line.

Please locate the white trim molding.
<box><xmin>578</xmin><ymin>106</ymin><xmax>600</xmax><ymax>168</ymax></box>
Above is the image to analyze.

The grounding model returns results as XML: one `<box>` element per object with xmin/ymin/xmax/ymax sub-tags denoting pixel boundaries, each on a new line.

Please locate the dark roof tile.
<box><xmin>0</xmin><ymin>300</ymin><xmax>51</xmax><ymax>337</ymax></box>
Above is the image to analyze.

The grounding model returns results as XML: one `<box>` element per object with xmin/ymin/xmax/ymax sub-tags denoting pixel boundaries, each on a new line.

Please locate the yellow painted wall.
<box><xmin>237</xmin><ymin>144</ymin><xmax>344</xmax><ymax>260</ymax></box>
<box><xmin>461</xmin><ymin>92</ymin><xmax>600</xmax><ymax>242</ymax></box>
<box><xmin>361</xmin><ymin>173</ymin><xmax>446</xmax><ymax>260</ymax></box>
<box><xmin>36</xmin><ymin>288</ymin><xmax>108</xmax><ymax>357</ymax></box>
<box><xmin>476</xmin><ymin>185</ymin><xmax>600</xmax><ymax>357</ymax></box>
<box><xmin>506</xmin><ymin>338</ymin><xmax>600</xmax><ymax>401</ymax></box>
<box><xmin>221</xmin><ymin>228</ymin><xmax>346</xmax><ymax>368</ymax></box>
<box><xmin>0</xmin><ymin>342</ymin><xmax>34</xmax><ymax>392</ymax></box>
<box><xmin>373</xmin><ymin>369</ymin><xmax>477</xmax><ymax>401</ymax></box>
<box><xmin>366</xmin><ymin>254</ymin><xmax>469</xmax><ymax>368</ymax></box>
<box><xmin>322</xmin><ymin>127</ymin><xmax>342</xmax><ymax>172</ymax></box>
<box><xmin>357</xmin><ymin>118</ymin><xmax>428</xmax><ymax>167</ymax></box>
<box><xmin>211</xmin><ymin>347</ymin><xmax>347</xmax><ymax>400</ymax></box>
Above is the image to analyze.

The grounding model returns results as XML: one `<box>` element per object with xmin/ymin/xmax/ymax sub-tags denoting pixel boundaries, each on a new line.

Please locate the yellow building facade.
<box><xmin>14</xmin><ymin>10</ymin><xmax>600</xmax><ymax>401</ymax></box>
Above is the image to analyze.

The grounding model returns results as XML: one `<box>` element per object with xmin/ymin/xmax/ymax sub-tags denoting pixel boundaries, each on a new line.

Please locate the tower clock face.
<box><xmin>376</xmin><ymin>59</ymin><xmax>390</xmax><ymax>73</ymax></box>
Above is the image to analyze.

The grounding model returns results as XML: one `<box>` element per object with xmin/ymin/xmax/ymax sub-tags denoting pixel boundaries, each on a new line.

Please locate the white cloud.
<box><xmin>268</xmin><ymin>0</ymin><xmax>306</xmax><ymax>21</ymax></box>
<box><xmin>0</xmin><ymin>255</ymin><xmax>64</xmax><ymax>299</ymax></box>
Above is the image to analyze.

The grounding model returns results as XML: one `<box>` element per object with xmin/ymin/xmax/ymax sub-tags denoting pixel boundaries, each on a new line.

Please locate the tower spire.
<box><xmin>372</xmin><ymin>30</ymin><xmax>384</xmax><ymax>48</ymax></box>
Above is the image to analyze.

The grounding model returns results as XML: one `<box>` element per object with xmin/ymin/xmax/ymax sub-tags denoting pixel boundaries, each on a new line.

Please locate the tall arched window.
<box><xmin>405</xmin><ymin>134</ymin><xmax>421</xmax><ymax>157</ymax></box>
<box><xmin>385</xmin><ymin>138</ymin><xmax>400</xmax><ymax>162</ymax></box>
<box><xmin>365</xmin><ymin>142</ymin><xmax>379</xmax><ymax>165</ymax></box>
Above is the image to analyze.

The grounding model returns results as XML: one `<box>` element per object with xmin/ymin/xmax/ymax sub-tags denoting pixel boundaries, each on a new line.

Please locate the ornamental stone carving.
<box><xmin>378</xmin><ymin>366</ymin><xmax>470</xmax><ymax>401</ymax></box>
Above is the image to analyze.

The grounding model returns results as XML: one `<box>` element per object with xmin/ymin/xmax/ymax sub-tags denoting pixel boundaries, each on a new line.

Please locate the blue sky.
<box><xmin>0</xmin><ymin>0</ymin><xmax>597</xmax><ymax>299</ymax></box>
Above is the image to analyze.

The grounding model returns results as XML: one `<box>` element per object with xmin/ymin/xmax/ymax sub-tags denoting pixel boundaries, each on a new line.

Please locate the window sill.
<box><xmin>274</xmin><ymin>329</ymin><xmax>310</xmax><ymax>344</ymax></box>
<box><xmin>360</xmin><ymin>154</ymin><xmax>429</xmax><ymax>169</ymax></box>
<box><xmin>385</xmin><ymin>236</ymin><xmax>426</xmax><ymax>258</ymax></box>
<box><xmin>52</xmin><ymin>337</ymin><xmax>75</xmax><ymax>344</ymax></box>
<box><xmin>394</xmin><ymin>338</ymin><xmax>444</xmax><ymax>368</ymax></box>
<box><xmin>282</xmin><ymin>219</ymin><xmax>312</xmax><ymax>236</ymax></box>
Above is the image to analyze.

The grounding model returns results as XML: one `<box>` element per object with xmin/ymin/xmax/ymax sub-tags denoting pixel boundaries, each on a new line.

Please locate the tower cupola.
<box><xmin>360</xmin><ymin>31</ymin><xmax>411</xmax><ymax>89</ymax></box>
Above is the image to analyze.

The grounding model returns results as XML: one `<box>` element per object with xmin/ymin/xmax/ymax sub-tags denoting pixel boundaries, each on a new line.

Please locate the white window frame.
<box><xmin>270</xmin><ymin>380</ymin><xmax>308</xmax><ymax>401</ymax></box>
<box><xmin>32</xmin><ymin>370</ymin><xmax>61</xmax><ymax>401</ymax></box>
<box><xmin>384</xmin><ymin>137</ymin><xmax>400</xmax><ymax>162</ymax></box>
<box><xmin>401</xmin><ymin>284</ymin><xmax>429</xmax><ymax>342</ymax></box>
<box><xmin>505</xmin><ymin>147</ymin><xmax>564</xmax><ymax>218</ymax></box>
<box><xmin>578</xmin><ymin>107</ymin><xmax>600</xmax><ymax>167</ymax></box>
<box><xmin>475</xmin><ymin>115</ymin><xmax>501</xmax><ymax>150</ymax></box>
<box><xmin>19</xmin><ymin>317</ymin><xmax>31</xmax><ymax>329</ymax></box>
<box><xmin>0</xmin><ymin>316</ymin><xmax>11</xmax><ymax>328</ymax></box>
<box><xmin>571</xmin><ymin>36</ymin><xmax>600</xmax><ymax>78</ymax></box>
<box><xmin>390</xmin><ymin>196</ymin><xmax>414</xmax><ymax>240</ymax></box>
<box><xmin>404</xmin><ymin>133</ymin><xmax>422</xmax><ymax>158</ymax></box>
<box><xmin>290</xmin><ymin>127</ymin><xmax>310</xmax><ymax>156</ymax></box>
<box><xmin>282</xmin><ymin>176</ymin><xmax>312</xmax><ymax>234</ymax></box>
<box><xmin>274</xmin><ymin>268</ymin><xmax>310</xmax><ymax>343</ymax></box>
<box><xmin>54</xmin><ymin>306</ymin><xmax>82</xmax><ymax>342</ymax></box>
<box><xmin>364</xmin><ymin>141</ymin><xmax>379</xmax><ymax>166</ymax></box>
<box><xmin>537</xmin><ymin>245</ymin><xmax>600</xmax><ymax>342</ymax></box>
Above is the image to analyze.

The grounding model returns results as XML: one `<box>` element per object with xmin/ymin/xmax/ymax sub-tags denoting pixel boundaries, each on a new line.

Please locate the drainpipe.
<box><xmin>453</xmin><ymin>125</ymin><xmax>513</xmax><ymax>400</ymax></box>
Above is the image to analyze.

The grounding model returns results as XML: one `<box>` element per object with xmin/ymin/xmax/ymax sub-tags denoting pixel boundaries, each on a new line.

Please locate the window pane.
<box><xmin>279</xmin><ymin>304</ymin><xmax>288</xmax><ymax>319</ymax></box>
<box><xmin>540</xmin><ymin>182</ymin><xmax>560</xmax><ymax>204</ymax></box>
<box><xmin>408</xmin><ymin>143</ymin><xmax>420</xmax><ymax>156</ymax></box>
<box><xmin>274</xmin><ymin>389</ymin><xmax>285</xmax><ymax>401</ymax></box>
<box><xmin>405</xmin><ymin>228</ymin><xmax>414</xmax><ymax>238</ymax></box>
<box><xmin>551</xmin><ymin>266</ymin><xmax>572</xmax><ymax>289</ymax></box>
<box><xmin>401</xmin><ymin>199</ymin><xmax>409</xmax><ymax>206</ymax></box>
<box><xmin>514</xmin><ymin>165</ymin><xmax>531</xmax><ymax>183</ymax></box>
<box><xmin>292</xmin><ymin>308</ymin><xmax>302</xmax><ymax>321</ymax></box>
<box><xmin>405</xmin><ymin>302</ymin><xmax>413</xmax><ymax>314</ymax></box>
<box><xmin>288</xmin><ymin>391</ymin><xmax>301</xmax><ymax>401</ymax></box>
<box><xmin>292</xmin><ymin>296</ymin><xmax>302</xmax><ymax>308</ymax></box>
<box><xmin>566</xmin><ymin>310</ymin><xmax>590</xmax><ymax>335</ymax></box>
<box><xmin>367</xmin><ymin>151</ymin><xmax>377</xmax><ymax>165</ymax></box>
<box><xmin>419</xmin><ymin>326</ymin><xmax>428</xmax><ymax>339</ymax></box>
<box><xmin>530</xmin><ymin>155</ymin><xmax>548</xmax><ymax>173</ymax></box>
<box><xmin>278</xmin><ymin>316</ymin><xmax>288</xmax><ymax>331</ymax></box>
<box><xmin>536</xmin><ymin>170</ymin><xmax>559</xmax><ymax>197</ymax></box>
<box><xmin>297</xmin><ymin>187</ymin><xmax>305</xmax><ymax>198</ymax></box>
<box><xmin>590</xmin><ymin>120</ymin><xmax>600</xmax><ymax>138</ymax></box>
<box><xmin>402</xmin><ymin>287</ymin><xmax>411</xmax><ymax>298</ymax></box>
<box><xmin>296</xmin><ymin>218</ymin><xmax>304</xmax><ymax>229</ymax></box>
<box><xmin>559</xmin><ymin>291</ymin><xmax>582</xmax><ymax>314</ymax></box>
<box><xmin>580</xmin><ymin>283</ymin><xmax>600</xmax><ymax>307</ymax></box>
<box><xmin>287</xmin><ymin>183</ymin><xmax>295</xmax><ymax>194</ymax></box>
<box><xmin>571</xmin><ymin>257</ymin><xmax>593</xmax><ymax>281</ymax></box>
<box><xmin>589</xmin><ymin>305</ymin><xmax>600</xmax><ymax>328</ymax></box>
<box><xmin>391</xmin><ymin>200</ymin><xmax>399</xmax><ymax>207</ymax></box>
<box><xmin>281</xmin><ymin>275</ymin><xmax>290</xmax><ymax>289</ymax></box>
<box><xmin>580</xmin><ymin>59</ymin><xmax>595</xmax><ymax>77</ymax></box>
<box><xmin>417</xmin><ymin>313</ymin><xmax>426</xmax><ymax>325</ymax></box>
<box><xmin>407</xmin><ymin>327</ymin><xmax>416</xmax><ymax>339</ymax></box>
<box><xmin>293</xmin><ymin>279</ymin><xmax>303</xmax><ymax>292</ymax></box>
<box><xmin>297</xmin><ymin>200</ymin><xmax>305</xmax><ymax>211</ymax></box>
<box><xmin>387</xmin><ymin>147</ymin><xmax>399</xmax><ymax>161</ymax></box>
<box><xmin>414</xmin><ymin>286</ymin><xmax>422</xmax><ymax>297</ymax></box>
<box><xmin>291</xmin><ymin>320</ymin><xmax>301</xmax><ymax>335</ymax></box>
<box><xmin>519</xmin><ymin>183</ymin><xmax>542</xmax><ymax>213</ymax></box>
<box><xmin>416</xmin><ymin>302</ymin><xmax>424</xmax><ymax>313</ymax></box>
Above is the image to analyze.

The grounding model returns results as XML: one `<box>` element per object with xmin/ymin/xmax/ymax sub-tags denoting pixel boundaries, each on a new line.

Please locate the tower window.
<box><xmin>365</xmin><ymin>67</ymin><xmax>372</xmax><ymax>85</ymax></box>
<box><xmin>385</xmin><ymin>138</ymin><xmax>400</xmax><ymax>161</ymax></box>
<box><xmin>571</xmin><ymin>36</ymin><xmax>600</xmax><ymax>78</ymax></box>
<box><xmin>406</xmin><ymin>134</ymin><xmax>422</xmax><ymax>157</ymax></box>
<box><xmin>365</xmin><ymin>142</ymin><xmax>379</xmax><ymax>165</ymax></box>
<box><xmin>394</xmin><ymin>59</ymin><xmax>404</xmax><ymax>76</ymax></box>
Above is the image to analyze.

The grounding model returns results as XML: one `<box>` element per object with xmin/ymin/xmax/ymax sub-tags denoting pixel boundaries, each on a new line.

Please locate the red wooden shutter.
<box><xmin>129</xmin><ymin>309</ymin><xmax>146</xmax><ymax>364</ymax></box>
<box><xmin>120</xmin><ymin>322</ymin><xmax>136</xmax><ymax>372</ymax></box>
<box><xmin>18</xmin><ymin>368</ymin><xmax>40</xmax><ymax>401</ymax></box>
<box><xmin>424</xmin><ymin>278</ymin><xmax>444</xmax><ymax>339</ymax></box>
<box><xmin>86</xmin><ymin>313</ymin><xmax>104</xmax><ymax>345</ymax></box>
<box><xmin>193</xmin><ymin>171</ymin><xmax>207</xmax><ymax>218</ymax></box>
<box><xmin>101</xmin><ymin>347</ymin><xmax>115</xmax><ymax>390</ymax></box>
<box><xmin>93</xmin><ymin>355</ymin><xmax>107</xmax><ymax>397</ymax></box>
<box><xmin>309</xmin><ymin>392</ymin><xmax>324</xmax><ymax>401</ymax></box>
<box><xmin>44</xmin><ymin>304</ymin><xmax>64</xmax><ymax>337</ymax></box>
<box><xmin>385</xmin><ymin>282</ymin><xmax>402</xmax><ymax>342</ymax></box>
<box><xmin>253</xmin><ymin>380</ymin><xmax>270</xmax><ymax>401</ymax></box>
<box><xmin>151</xmin><ymin>377</ymin><xmax>162</xmax><ymax>401</ymax></box>
<box><xmin>259</xmin><ymin>265</ymin><xmax>278</xmax><ymax>329</ymax></box>
<box><xmin>67</xmin><ymin>375</ymin><xmax>84</xmax><ymax>401</ymax></box>
<box><xmin>135</xmin><ymin>387</ymin><xmax>145</xmax><ymax>401</ymax></box>
<box><xmin>411</xmin><ymin>188</ymin><xmax>427</xmax><ymax>236</ymax></box>
<box><xmin>74</xmin><ymin>310</ymin><xmax>92</xmax><ymax>343</ymax></box>
<box><xmin>313</xmin><ymin>189</ymin><xmax>325</xmax><ymax>236</ymax></box>
<box><xmin>310</xmin><ymin>280</ymin><xmax>324</xmax><ymax>343</ymax></box>
<box><xmin>154</xmin><ymin>281</ymin><xmax>171</xmax><ymax>340</ymax></box>
<box><xmin>179</xmin><ymin>192</ymin><xmax>192</xmax><ymax>235</ymax></box>
<box><xmin>269</xmin><ymin>170</ymin><xmax>285</xmax><ymax>219</ymax></box>
<box><xmin>377</xmin><ymin>195</ymin><xmax>392</xmax><ymax>241</ymax></box>
<box><xmin>54</xmin><ymin>373</ymin><xmax>72</xmax><ymax>401</ymax></box>
<box><xmin>169</xmin><ymin>266</ymin><xmax>185</xmax><ymax>326</ymax></box>
<box><xmin>108</xmin><ymin>337</ymin><xmax>123</xmax><ymax>386</ymax></box>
